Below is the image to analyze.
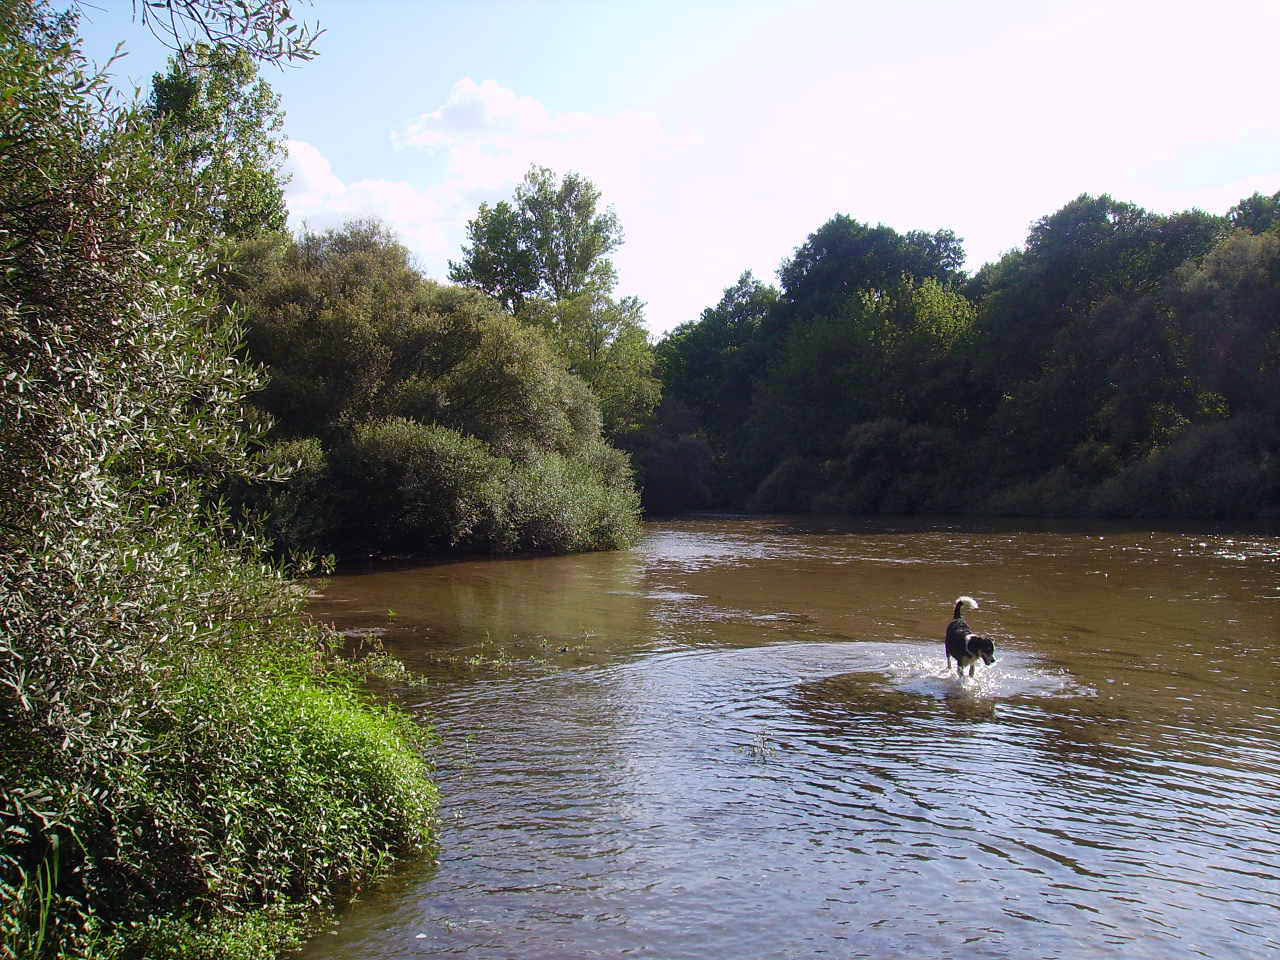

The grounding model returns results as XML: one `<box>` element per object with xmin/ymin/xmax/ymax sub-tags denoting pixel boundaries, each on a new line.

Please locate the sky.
<box><xmin>77</xmin><ymin>0</ymin><xmax>1280</xmax><ymax>336</ymax></box>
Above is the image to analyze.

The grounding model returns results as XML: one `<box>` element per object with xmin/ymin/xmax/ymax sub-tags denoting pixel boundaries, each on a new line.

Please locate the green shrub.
<box><xmin>0</xmin><ymin>10</ymin><xmax>438</xmax><ymax>957</ymax></box>
<box><xmin>637</xmin><ymin>432</ymin><xmax>715</xmax><ymax>515</ymax></box>
<box><xmin>338</xmin><ymin>418</ymin><xmax>510</xmax><ymax>552</ymax></box>
<box><xmin>240</xmin><ymin>437</ymin><xmax>338</xmax><ymax>557</ymax></box>
<box><xmin>229</xmin><ymin>224</ymin><xmax>643</xmax><ymax>558</ymax></box>
<box><xmin>1092</xmin><ymin>416</ymin><xmax>1276</xmax><ymax>519</ymax></box>
<box><xmin>507</xmin><ymin>445</ymin><xmax>642</xmax><ymax>552</ymax></box>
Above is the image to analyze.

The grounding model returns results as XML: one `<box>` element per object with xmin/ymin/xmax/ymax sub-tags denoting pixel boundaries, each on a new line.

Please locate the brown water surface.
<box><xmin>301</xmin><ymin>516</ymin><xmax>1280</xmax><ymax>959</ymax></box>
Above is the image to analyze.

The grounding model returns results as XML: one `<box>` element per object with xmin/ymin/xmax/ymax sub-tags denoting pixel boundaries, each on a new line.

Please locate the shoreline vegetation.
<box><xmin>1</xmin><ymin>5</ymin><xmax>441</xmax><ymax>958</ymax></box>
<box><xmin>643</xmin><ymin>202</ymin><xmax>1280</xmax><ymax>522</ymax></box>
<box><xmin>3</xmin><ymin>0</ymin><xmax>1279</xmax><ymax>958</ymax></box>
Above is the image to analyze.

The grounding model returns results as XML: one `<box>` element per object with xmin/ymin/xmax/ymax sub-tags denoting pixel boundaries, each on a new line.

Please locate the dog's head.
<box><xmin>967</xmin><ymin>634</ymin><xmax>996</xmax><ymax>665</ymax></box>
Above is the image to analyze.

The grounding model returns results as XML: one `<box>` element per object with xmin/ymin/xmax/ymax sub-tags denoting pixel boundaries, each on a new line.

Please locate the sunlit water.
<box><xmin>300</xmin><ymin>516</ymin><xmax>1280</xmax><ymax>959</ymax></box>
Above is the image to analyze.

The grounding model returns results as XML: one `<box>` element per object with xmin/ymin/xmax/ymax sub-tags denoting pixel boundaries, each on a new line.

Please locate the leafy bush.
<box><xmin>819</xmin><ymin>419</ymin><xmax>959</xmax><ymax>514</ymax></box>
<box><xmin>242</xmin><ymin>437</ymin><xmax>337</xmax><ymax>557</ymax></box>
<box><xmin>230</xmin><ymin>223</ymin><xmax>643</xmax><ymax>558</ymax></box>
<box><xmin>0</xmin><ymin>9</ymin><xmax>437</xmax><ymax>957</ymax></box>
<box><xmin>338</xmin><ymin>418</ymin><xmax>509</xmax><ymax>552</ymax></box>
<box><xmin>1091</xmin><ymin>416</ymin><xmax>1276</xmax><ymax>519</ymax></box>
<box><xmin>748</xmin><ymin>456</ymin><xmax>826</xmax><ymax>513</ymax></box>
<box><xmin>508</xmin><ymin>443</ymin><xmax>642</xmax><ymax>552</ymax></box>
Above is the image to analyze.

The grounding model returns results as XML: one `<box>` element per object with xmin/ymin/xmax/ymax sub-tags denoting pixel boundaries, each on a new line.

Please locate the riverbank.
<box><xmin>1</xmin><ymin>537</ymin><xmax>442</xmax><ymax>960</ymax></box>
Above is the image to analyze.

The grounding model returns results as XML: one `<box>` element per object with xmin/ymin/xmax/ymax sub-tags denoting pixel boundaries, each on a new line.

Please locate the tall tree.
<box><xmin>776</xmin><ymin>215</ymin><xmax>965</xmax><ymax>320</ymax></box>
<box><xmin>658</xmin><ymin>270</ymin><xmax>778</xmax><ymax>446</ymax></box>
<box><xmin>450</xmin><ymin>166</ymin><xmax>656</xmax><ymax>439</ymax></box>
<box><xmin>1228</xmin><ymin>190</ymin><xmax>1280</xmax><ymax>234</ymax></box>
<box><xmin>522</xmin><ymin>289</ymin><xmax>660</xmax><ymax>436</ymax></box>
<box><xmin>148</xmin><ymin>42</ymin><xmax>288</xmax><ymax>239</ymax></box>
<box><xmin>449</xmin><ymin>164</ymin><xmax>623</xmax><ymax>311</ymax></box>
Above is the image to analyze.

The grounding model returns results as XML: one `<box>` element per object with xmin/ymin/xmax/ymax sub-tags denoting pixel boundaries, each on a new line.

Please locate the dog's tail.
<box><xmin>953</xmin><ymin>596</ymin><xmax>978</xmax><ymax>619</ymax></box>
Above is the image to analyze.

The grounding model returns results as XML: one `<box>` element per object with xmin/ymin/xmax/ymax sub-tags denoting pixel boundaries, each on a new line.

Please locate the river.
<box><xmin>299</xmin><ymin>515</ymin><xmax>1280</xmax><ymax>960</ymax></box>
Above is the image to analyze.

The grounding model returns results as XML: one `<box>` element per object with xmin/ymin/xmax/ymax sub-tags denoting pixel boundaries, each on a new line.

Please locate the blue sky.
<box><xmin>78</xmin><ymin>0</ymin><xmax>1280</xmax><ymax>335</ymax></box>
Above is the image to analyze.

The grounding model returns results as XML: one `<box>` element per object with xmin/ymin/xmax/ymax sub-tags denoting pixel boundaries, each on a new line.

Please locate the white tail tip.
<box><xmin>956</xmin><ymin>596</ymin><xmax>978</xmax><ymax>611</ymax></box>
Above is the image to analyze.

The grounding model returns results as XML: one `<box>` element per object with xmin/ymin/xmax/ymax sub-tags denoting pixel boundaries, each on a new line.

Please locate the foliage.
<box><xmin>448</xmin><ymin>166</ymin><xmax>658</xmax><ymax>443</ymax></box>
<box><xmin>230</xmin><ymin>221</ymin><xmax>642</xmax><ymax>557</ymax></box>
<box><xmin>747</xmin><ymin>456</ymin><xmax>826</xmax><ymax>514</ymax></box>
<box><xmin>0</xmin><ymin>7</ymin><xmax>434</xmax><ymax>957</ymax></box>
<box><xmin>131</xmin><ymin>0</ymin><xmax>323</xmax><ymax>67</ymax></box>
<box><xmin>770</xmin><ymin>215</ymin><xmax>965</xmax><ymax>345</ymax></box>
<box><xmin>1228</xmin><ymin>190</ymin><xmax>1280</xmax><ymax>234</ymax></box>
<box><xmin>336</xmin><ymin>418</ymin><xmax>510</xmax><ymax>552</ymax></box>
<box><xmin>658</xmin><ymin>271</ymin><xmax>777</xmax><ymax>447</ymax></box>
<box><xmin>449</xmin><ymin>165</ymin><xmax>622</xmax><ymax>311</ymax></box>
<box><xmin>1170</xmin><ymin>228</ymin><xmax>1280</xmax><ymax>418</ymax></box>
<box><xmin>522</xmin><ymin>289</ymin><xmax>661</xmax><ymax>436</ymax></box>
<box><xmin>818</xmin><ymin>419</ymin><xmax>962</xmax><ymax>515</ymax></box>
<box><xmin>147</xmin><ymin>43</ymin><xmax>288</xmax><ymax>239</ymax></box>
<box><xmin>659</xmin><ymin>193</ymin><xmax>1279</xmax><ymax>522</ymax></box>
<box><xmin>758</xmin><ymin>277</ymin><xmax>976</xmax><ymax>452</ymax></box>
<box><xmin>628</xmin><ymin>426</ymin><xmax>717</xmax><ymax>516</ymax></box>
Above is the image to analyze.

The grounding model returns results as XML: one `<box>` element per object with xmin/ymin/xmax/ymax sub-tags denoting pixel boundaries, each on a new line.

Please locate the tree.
<box><xmin>971</xmin><ymin>196</ymin><xmax>1225</xmax><ymax>474</ymax></box>
<box><xmin>1171</xmin><ymin>228</ymin><xmax>1280</xmax><ymax>417</ymax></box>
<box><xmin>132</xmin><ymin>0</ymin><xmax>323</xmax><ymax>66</ymax></box>
<box><xmin>447</xmin><ymin>198</ymin><xmax>537</xmax><ymax>314</ymax></box>
<box><xmin>148</xmin><ymin>42</ymin><xmax>288</xmax><ymax>239</ymax></box>
<box><xmin>449</xmin><ymin>164</ymin><xmax>623</xmax><ymax>311</ymax></box>
<box><xmin>231</xmin><ymin>220</ymin><xmax>643</xmax><ymax>555</ymax></box>
<box><xmin>751</xmin><ymin>277</ymin><xmax>977</xmax><ymax>463</ymax></box>
<box><xmin>450</xmin><ymin>166</ymin><xmax>656</xmax><ymax>440</ymax></box>
<box><xmin>522</xmin><ymin>290</ymin><xmax>660</xmax><ymax>436</ymax></box>
<box><xmin>1228</xmin><ymin>190</ymin><xmax>1280</xmax><ymax>234</ymax></box>
<box><xmin>775</xmin><ymin>215</ymin><xmax>966</xmax><ymax>325</ymax></box>
<box><xmin>659</xmin><ymin>271</ymin><xmax>777</xmax><ymax>433</ymax></box>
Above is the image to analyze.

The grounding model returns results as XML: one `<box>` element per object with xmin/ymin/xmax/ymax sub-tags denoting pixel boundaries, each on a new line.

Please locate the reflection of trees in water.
<box><xmin>318</xmin><ymin>548</ymin><xmax>654</xmax><ymax>674</ymax></box>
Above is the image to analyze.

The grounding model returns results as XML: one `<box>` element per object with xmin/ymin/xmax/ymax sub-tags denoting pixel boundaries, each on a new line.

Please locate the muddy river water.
<box><xmin>300</xmin><ymin>516</ymin><xmax>1280</xmax><ymax>959</ymax></box>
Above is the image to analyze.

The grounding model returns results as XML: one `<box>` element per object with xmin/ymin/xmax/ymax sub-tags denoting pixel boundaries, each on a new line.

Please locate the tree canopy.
<box><xmin>654</xmin><ymin>193</ymin><xmax>1278</xmax><ymax>520</ymax></box>
<box><xmin>148</xmin><ymin>42</ymin><xmax>288</xmax><ymax>239</ymax></box>
<box><xmin>230</xmin><ymin>221</ymin><xmax>641</xmax><ymax>556</ymax></box>
<box><xmin>449</xmin><ymin>165</ymin><xmax>657</xmax><ymax>441</ymax></box>
<box><xmin>449</xmin><ymin>164</ymin><xmax>623</xmax><ymax>311</ymax></box>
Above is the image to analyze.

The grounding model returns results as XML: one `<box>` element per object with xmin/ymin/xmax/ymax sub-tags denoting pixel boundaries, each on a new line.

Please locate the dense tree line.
<box><xmin>653</xmin><ymin>194</ymin><xmax>1280</xmax><ymax>521</ymax></box>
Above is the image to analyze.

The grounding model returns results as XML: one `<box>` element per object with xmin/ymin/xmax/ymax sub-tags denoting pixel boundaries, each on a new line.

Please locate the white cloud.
<box><xmin>391</xmin><ymin>76</ymin><xmax>696</xmax><ymax>203</ymax></box>
<box><xmin>283</xmin><ymin>139</ymin><xmax>458</xmax><ymax>271</ymax></box>
<box><xmin>394</xmin><ymin>78</ymin><xmax>552</xmax><ymax>151</ymax></box>
<box><xmin>289</xmin><ymin>27</ymin><xmax>1280</xmax><ymax>339</ymax></box>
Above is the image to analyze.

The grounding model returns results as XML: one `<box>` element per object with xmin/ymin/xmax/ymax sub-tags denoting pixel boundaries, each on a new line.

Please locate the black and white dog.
<box><xmin>945</xmin><ymin>596</ymin><xmax>996</xmax><ymax>678</ymax></box>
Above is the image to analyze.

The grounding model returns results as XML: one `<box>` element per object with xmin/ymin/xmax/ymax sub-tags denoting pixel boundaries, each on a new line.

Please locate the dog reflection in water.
<box><xmin>945</xmin><ymin>596</ymin><xmax>996</xmax><ymax>678</ymax></box>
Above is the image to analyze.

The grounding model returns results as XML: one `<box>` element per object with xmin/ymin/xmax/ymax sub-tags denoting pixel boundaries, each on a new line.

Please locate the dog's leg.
<box><xmin>968</xmin><ymin>663</ymin><xmax>976</xmax><ymax>678</ymax></box>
